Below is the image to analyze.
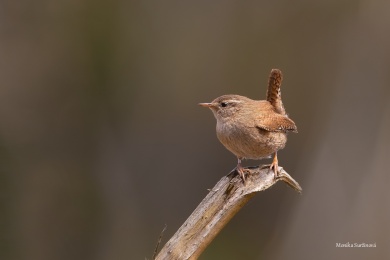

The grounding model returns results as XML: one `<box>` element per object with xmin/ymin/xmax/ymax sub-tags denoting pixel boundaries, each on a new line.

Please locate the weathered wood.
<box><xmin>155</xmin><ymin>166</ymin><xmax>302</xmax><ymax>260</ymax></box>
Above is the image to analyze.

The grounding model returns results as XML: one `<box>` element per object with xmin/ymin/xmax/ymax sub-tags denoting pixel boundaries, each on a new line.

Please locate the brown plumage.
<box><xmin>199</xmin><ymin>69</ymin><xmax>297</xmax><ymax>182</ymax></box>
<box><xmin>267</xmin><ymin>69</ymin><xmax>286</xmax><ymax>115</ymax></box>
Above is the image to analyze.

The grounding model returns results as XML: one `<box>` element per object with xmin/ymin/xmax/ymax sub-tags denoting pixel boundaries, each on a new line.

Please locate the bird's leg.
<box><xmin>235</xmin><ymin>158</ymin><xmax>246</xmax><ymax>183</ymax></box>
<box><xmin>270</xmin><ymin>152</ymin><xmax>279</xmax><ymax>178</ymax></box>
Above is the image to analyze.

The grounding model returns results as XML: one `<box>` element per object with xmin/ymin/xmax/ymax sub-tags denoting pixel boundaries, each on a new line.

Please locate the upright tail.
<box><xmin>266</xmin><ymin>69</ymin><xmax>286</xmax><ymax>115</ymax></box>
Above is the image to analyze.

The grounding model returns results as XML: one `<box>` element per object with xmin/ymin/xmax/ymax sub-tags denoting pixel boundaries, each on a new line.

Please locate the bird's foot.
<box><xmin>236</xmin><ymin>164</ymin><xmax>247</xmax><ymax>183</ymax></box>
<box><xmin>259</xmin><ymin>163</ymin><xmax>280</xmax><ymax>179</ymax></box>
<box><xmin>270</xmin><ymin>153</ymin><xmax>279</xmax><ymax>179</ymax></box>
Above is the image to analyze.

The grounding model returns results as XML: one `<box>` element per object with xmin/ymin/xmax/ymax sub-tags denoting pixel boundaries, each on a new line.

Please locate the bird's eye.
<box><xmin>221</xmin><ymin>102</ymin><xmax>228</xmax><ymax>107</ymax></box>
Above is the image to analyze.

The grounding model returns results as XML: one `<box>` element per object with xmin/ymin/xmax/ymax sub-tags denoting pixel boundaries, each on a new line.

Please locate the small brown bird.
<box><xmin>199</xmin><ymin>69</ymin><xmax>297</xmax><ymax>182</ymax></box>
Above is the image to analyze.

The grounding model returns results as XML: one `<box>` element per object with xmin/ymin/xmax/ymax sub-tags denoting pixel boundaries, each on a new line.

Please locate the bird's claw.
<box><xmin>270</xmin><ymin>153</ymin><xmax>279</xmax><ymax>179</ymax></box>
<box><xmin>270</xmin><ymin>162</ymin><xmax>279</xmax><ymax>178</ymax></box>
<box><xmin>236</xmin><ymin>165</ymin><xmax>246</xmax><ymax>183</ymax></box>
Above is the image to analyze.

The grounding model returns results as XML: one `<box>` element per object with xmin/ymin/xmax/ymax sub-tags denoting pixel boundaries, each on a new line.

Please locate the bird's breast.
<box><xmin>216</xmin><ymin>120</ymin><xmax>287</xmax><ymax>159</ymax></box>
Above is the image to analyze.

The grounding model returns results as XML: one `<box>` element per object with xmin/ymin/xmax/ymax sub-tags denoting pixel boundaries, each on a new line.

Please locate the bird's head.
<box><xmin>199</xmin><ymin>95</ymin><xmax>252</xmax><ymax>122</ymax></box>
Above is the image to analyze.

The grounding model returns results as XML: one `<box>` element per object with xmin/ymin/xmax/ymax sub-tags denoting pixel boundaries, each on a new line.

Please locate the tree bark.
<box><xmin>155</xmin><ymin>165</ymin><xmax>302</xmax><ymax>260</ymax></box>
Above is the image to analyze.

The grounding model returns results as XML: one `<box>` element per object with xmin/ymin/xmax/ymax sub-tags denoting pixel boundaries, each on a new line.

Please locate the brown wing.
<box><xmin>266</xmin><ymin>69</ymin><xmax>286</xmax><ymax>115</ymax></box>
<box><xmin>256</xmin><ymin>113</ymin><xmax>298</xmax><ymax>133</ymax></box>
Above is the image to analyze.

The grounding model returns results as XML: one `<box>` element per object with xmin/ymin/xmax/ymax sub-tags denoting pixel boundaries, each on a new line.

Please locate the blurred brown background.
<box><xmin>1</xmin><ymin>1</ymin><xmax>389</xmax><ymax>259</ymax></box>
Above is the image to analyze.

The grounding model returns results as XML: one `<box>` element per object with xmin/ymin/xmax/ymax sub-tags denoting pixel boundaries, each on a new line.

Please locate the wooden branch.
<box><xmin>155</xmin><ymin>165</ymin><xmax>302</xmax><ymax>260</ymax></box>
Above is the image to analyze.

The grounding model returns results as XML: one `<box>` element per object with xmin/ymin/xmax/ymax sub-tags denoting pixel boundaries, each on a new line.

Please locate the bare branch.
<box><xmin>155</xmin><ymin>166</ymin><xmax>301</xmax><ymax>260</ymax></box>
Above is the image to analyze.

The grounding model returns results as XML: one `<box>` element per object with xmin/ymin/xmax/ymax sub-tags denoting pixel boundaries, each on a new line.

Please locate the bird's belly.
<box><xmin>217</xmin><ymin>124</ymin><xmax>287</xmax><ymax>160</ymax></box>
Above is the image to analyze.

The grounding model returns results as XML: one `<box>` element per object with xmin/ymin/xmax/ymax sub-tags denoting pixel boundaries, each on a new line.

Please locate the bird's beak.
<box><xmin>198</xmin><ymin>103</ymin><xmax>213</xmax><ymax>108</ymax></box>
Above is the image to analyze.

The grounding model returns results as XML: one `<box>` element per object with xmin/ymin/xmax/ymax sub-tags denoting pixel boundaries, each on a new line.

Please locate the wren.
<box><xmin>199</xmin><ymin>69</ymin><xmax>297</xmax><ymax>182</ymax></box>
